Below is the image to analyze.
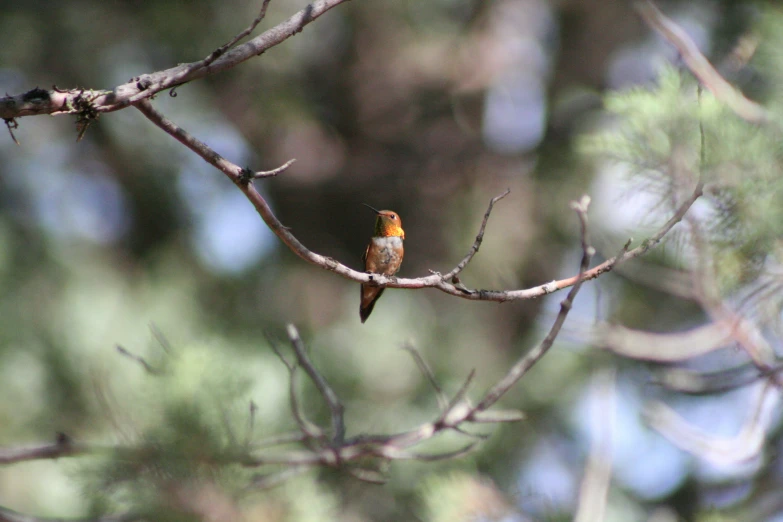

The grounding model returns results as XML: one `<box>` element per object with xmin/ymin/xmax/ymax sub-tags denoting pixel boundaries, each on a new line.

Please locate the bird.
<box><xmin>360</xmin><ymin>204</ymin><xmax>405</xmax><ymax>323</ymax></box>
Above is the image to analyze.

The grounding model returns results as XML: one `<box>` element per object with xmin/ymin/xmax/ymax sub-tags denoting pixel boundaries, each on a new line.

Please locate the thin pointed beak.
<box><xmin>362</xmin><ymin>203</ymin><xmax>381</xmax><ymax>214</ymax></box>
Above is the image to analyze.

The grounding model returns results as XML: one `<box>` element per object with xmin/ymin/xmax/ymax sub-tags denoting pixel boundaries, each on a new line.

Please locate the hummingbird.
<box><xmin>360</xmin><ymin>204</ymin><xmax>405</xmax><ymax>323</ymax></box>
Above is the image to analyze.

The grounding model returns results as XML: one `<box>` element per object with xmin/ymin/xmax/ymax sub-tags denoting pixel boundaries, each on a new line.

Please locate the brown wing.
<box><xmin>360</xmin><ymin>242</ymin><xmax>381</xmax><ymax>323</ymax></box>
<box><xmin>360</xmin><ymin>286</ymin><xmax>384</xmax><ymax>323</ymax></box>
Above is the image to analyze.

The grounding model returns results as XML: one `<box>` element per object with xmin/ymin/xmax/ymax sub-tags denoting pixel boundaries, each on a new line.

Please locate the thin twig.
<box><xmin>382</xmin><ymin>442</ymin><xmax>480</xmax><ymax>462</ymax></box>
<box><xmin>440</xmin><ymin>189</ymin><xmax>510</xmax><ymax>281</ymax></box>
<box><xmin>243</xmin><ymin>401</ymin><xmax>258</xmax><ymax>448</ymax></box>
<box><xmin>115</xmin><ymin>345</ymin><xmax>159</xmax><ymax>374</ymax></box>
<box><xmin>475</xmin><ymin>195</ymin><xmax>595</xmax><ymax>412</ymax></box>
<box><xmin>266</xmin><ymin>333</ymin><xmax>294</xmax><ymax>371</ymax></box>
<box><xmin>440</xmin><ymin>370</ymin><xmax>476</xmax><ymax>426</ymax></box>
<box><xmin>287</xmin><ymin>324</ymin><xmax>346</xmax><ymax>445</ymax></box>
<box><xmin>288</xmin><ymin>365</ymin><xmax>324</xmax><ymax>441</ymax></box>
<box><xmin>346</xmin><ymin>466</ymin><xmax>388</xmax><ymax>484</ymax></box>
<box><xmin>200</xmin><ymin>0</ymin><xmax>274</xmax><ymax>67</ymax></box>
<box><xmin>252</xmin><ymin>158</ymin><xmax>296</xmax><ymax>179</ymax></box>
<box><xmin>402</xmin><ymin>343</ymin><xmax>449</xmax><ymax>411</ymax></box>
<box><xmin>267</xmin><ymin>333</ymin><xmax>323</xmax><ymax>440</ymax></box>
<box><xmin>149</xmin><ymin>322</ymin><xmax>173</xmax><ymax>355</ymax></box>
<box><xmin>683</xmin><ymin>175</ymin><xmax>778</xmax><ymax>375</ymax></box>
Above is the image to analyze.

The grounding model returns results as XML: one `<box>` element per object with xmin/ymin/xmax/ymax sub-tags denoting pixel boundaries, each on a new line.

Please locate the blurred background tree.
<box><xmin>1</xmin><ymin>0</ymin><xmax>783</xmax><ymax>521</ymax></box>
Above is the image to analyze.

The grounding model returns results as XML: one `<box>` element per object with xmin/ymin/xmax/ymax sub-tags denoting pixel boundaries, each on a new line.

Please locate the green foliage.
<box><xmin>583</xmin><ymin>65</ymin><xmax>783</xmax><ymax>293</ymax></box>
<box><xmin>586</xmin><ymin>68</ymin><xmax>702</xmax><ymax>173</ymax></box>
<box><xmin>7</xmin><ymin>0</ymin><xmax>783</xmax><ymax>520</ymax></box>
<box><xmin>78</xmin><ymin>344</ymin><xmax>261</xmax><ymax>520</ymax></box>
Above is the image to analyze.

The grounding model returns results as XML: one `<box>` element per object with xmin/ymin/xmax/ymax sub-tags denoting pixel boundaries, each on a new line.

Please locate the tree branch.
<box><xmin>635</xmin><ymin>0</ymin><xmax>769</xmax><ymax>124</ymax></box>
<box><xmin>136</xmin><ymin>99</ymin><xmax>697</xmax><ymax>303</ymax></box>
<box><xmin>242</xmin><ymin>198</ymin><xmax>594</xmax><ymax>474</ymax></box>
<box><xmin>0</xmin><ymin>506</ymin><xmax>137</xmax><ymax>522</ymax></box>
<box><xmin>437</xmin><ymin>189</ymin><xmax>510</xmax><ymax>282</ymax></box>
<box><xmin>0</xmin><ymin>200</ymin><xmax>595</xmax><ymax>488</ymax></box>
<box><xmin>286</xmin><ymin>324</ymin><xmax>345</xmax><ymax>445</ymax></box>
<box><xmin>199</xmin><ymin>0</ymin><xmax>274</xmax><ymax>68</ymax></box>
<box><xmin>475</xmin><ymin>195</ymin><xmax>595</xmax><ymax>411</ymax></box>
<box><xmin>0</xmin><ymin>0</ymin><xmax>352</xmax><ymax>120</ymax></box>
<box><xmin>0</xmin><ymin>436</ymin><xmax>92</xmax><ymax>465</ymax></box>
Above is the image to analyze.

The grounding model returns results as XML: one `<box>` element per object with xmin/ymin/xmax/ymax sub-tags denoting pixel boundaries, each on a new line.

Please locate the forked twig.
<box><xmin>200</xmin><ymin>0</ymin><xmax>274</xmax><ymax>67</ymax></box>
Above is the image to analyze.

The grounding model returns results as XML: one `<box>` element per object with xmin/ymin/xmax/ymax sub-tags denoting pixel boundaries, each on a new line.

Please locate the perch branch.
<box><xmin>0</xmin><ymin>199</ymin><xmax>594</xmax><ymax>485</ymax></box>
<box><xmin>136</xmin><ymin>100</ymin><xmax>698</xmax><ymax>303</ymax></box>
<box><xmin>245</xmin><ymin>197</ymin><xmax>594</xmax><ymax>474</ymax></box>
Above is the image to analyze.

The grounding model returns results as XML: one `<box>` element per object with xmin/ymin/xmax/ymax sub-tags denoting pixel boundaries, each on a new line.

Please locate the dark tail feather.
<box><xmin>360</xmin><ymin>287</ymin><xmax>385</xmax><ymax>323</ymax></box>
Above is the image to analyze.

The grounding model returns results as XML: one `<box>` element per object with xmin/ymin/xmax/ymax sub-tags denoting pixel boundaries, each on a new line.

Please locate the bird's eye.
<box><xmin>390</xmin><ymin>215</ymin><xmax>397</xmax><ymax>220</ymax></box>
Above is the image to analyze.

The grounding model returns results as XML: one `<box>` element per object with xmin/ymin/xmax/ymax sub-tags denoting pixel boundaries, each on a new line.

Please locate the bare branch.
<box><xmin>115</xmin><ymin>344</ymin><xmax>159</xmax><ymax>374</ymax></box>
<box><xmin>655</xmin><ymin>362</ymin><xmax>783</xmax><ymax>395</ymax></box>
<box><xmin>137</xmin><ymin>99</ymin><xmax>696</xmax><ymax>305</ymax></box>
<box><xmin>149</xmin><ymin>323</ymin><xmax>173</xmax><ymax>355</ymax></box>
<box><xmin>135</xmin><ymin>100</ymin><xmax>248</xmax><ymax>180</ymax></box>
<box><xmin>475</xmin><ymin>195</ymin><xmax>595</xmax><ymax>412</ymax></box>
<box><xmin>469</xmin><ymin>409</ymin><xmax>526</xmax><ymax>424</ymax></box>
<box><xmin>402</xmin><ymin>343</ymin><xmax>449</xmax><ymax>412</ymax></box>
<box><xmin>646</xmin><ymin>380</ymin><xmax>778</xmax><ymax>465</ymax></box>
<box><xmin>594</xmin><ymin>322</ymin><xmax>733</xmax><ymax>362</ymax></box>
<box><xmin>345</xmin><ymin>466</ymin><xmax>388</xmax><ymax>484</ymax></box>
<box><xmin>240</xmin><ymin>200</ymin><xmax>595</xmax><ymax>475</ymax></box>
<box><xmin>555</xmin><ymin>180</ymin><xmax>703</xmax><ymax>294</ymax></box>
<box><xmin>245</xmin><ymin>401</ymin><xmax>258</xmax><ymax>446</ymax></box>
<box><xmin>0</xmin><ymin>506</ymin><xmax>137</xmax><ymax>522</ymax></box>
<box><xmin>635</xmin><ymin>0</ymin><xmax>769</xmax><ymax>124</ymax></box>
<box><xmin>683</xmin><ymin>176</ymin><xmax>779</xmax><ymax>376</ymax></box>
<box><xmin>286</xmin><ymin>324</ymin><xmax>346</xmax><ymax>445</ymax></box>
<box><xmin>250</xmin><ymin>159</ymin><xmax>296</xmax><ymax>179</ymax></box>
<box><xmin>381</xmin><ymin>441</ymin><xmax>480</xmax><ymax>462</ymax></box>
<box><xmin>265</xmin><ymin>332</ymin><xmax>294</xmax><ymax>371</ymax></box>
<box><xmin>288</xmin><ymin>365</ymin><xmax>325</xmax><ymax>441</ymax></box>
<box><xmin>267</xmin><ymin>333</ymin><xmax>323</xmax><ymax>440</ymax></box>
<box><xmin>0</xmin><ymin>436</ymin><xmax>91</xmax><ymax>465</ymax></box>
<box><xmin>200</xmin><ymin>0</ymin><xmax>274</xmax><ymax>67</ymax></box>
<box><xmin>439</xmin><ymin>188</ymin><xmax>510</xmax><ymax>281</ymax></box>
<box><xmin>0</xmin><ymin>0</ymin><xmax>353</xmax><ymax>120</ymax></box>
